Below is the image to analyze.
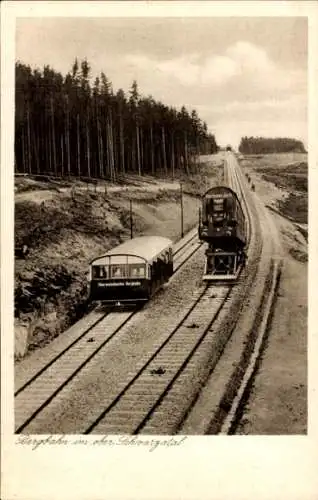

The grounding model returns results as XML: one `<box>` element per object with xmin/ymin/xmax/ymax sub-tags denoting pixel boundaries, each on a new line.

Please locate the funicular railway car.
<box><xmin>198</xmin><ymin>186</ymin><xmax>247</xmax><ymax>281</ymax></box>
<box><xmin>89</xmin><ymin>236</ymin><xmax>173</xmax><ymax>305</ymax></box>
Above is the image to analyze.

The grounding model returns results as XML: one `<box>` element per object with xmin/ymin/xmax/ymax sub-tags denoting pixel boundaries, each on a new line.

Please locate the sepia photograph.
<box><xmin>2</xmin><ymin>2</ymin><xmax>318</xmax><ymax>499</ymax></box>
<box><xmin>13</xmin><ymin>14</ymin><xmax>308</xmax><ymax>436</ymax></box>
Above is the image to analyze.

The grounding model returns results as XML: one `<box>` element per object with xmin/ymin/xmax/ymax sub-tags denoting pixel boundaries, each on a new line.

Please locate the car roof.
<box><xmin>90</xmin><ymin>236</ymin><xmax>173</xmax><ymax>265</ymax></box>
<box><xmin>203</xmin><ymin>185</ymin><xmax>239</xmax><ymax>200</ymax></box>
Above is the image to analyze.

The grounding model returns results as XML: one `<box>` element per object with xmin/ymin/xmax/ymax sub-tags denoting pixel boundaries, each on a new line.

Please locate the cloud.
<box><xmin>195</xmin><ymin>99</ymin><xmax>307</xmax><ymax>149</ymax></box>
<box><xmin>225</xmin><ymin>41</ymin><xmax>273</xmax><ymax>73</ymax></box>
<box><xmin>15</xmin><ymin>19</ymin><xmax>307</xmax><ymax>148</ymax></box>
<box><xmin>196</xmin><ymin>95</ymin><xmax>307</xmax><ymax>122</ymax></box>
<box><xmin>125</xmin><ymin>50</ymin><xmax>238</xmax><ymax>88</ymax></box>
<box><xmin>124</xmin><ymin>41</ymin><xmax>306</xmax><ymax>101</ymax></box>
<box><xmin>214</xmin><ymin>119</ymin><xmax>307</xmax><ymax>150</ymax></box>
<box><xmin>157</xmin><ymin>53</ymin><xmax>238</xmax><ymax>87</ymax></box>
<box><xmin>120</xmin><ymin>41</ymin><xmax>307</xmax><ymax>147</ymax></box>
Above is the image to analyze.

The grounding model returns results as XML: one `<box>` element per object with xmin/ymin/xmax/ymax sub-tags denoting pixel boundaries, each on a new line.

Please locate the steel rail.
<box><xmin>83</xmin><ymin>282</ymin><xmax>228</xmax><ymax>434</ymax></box>
<box><xmin>15</xmin><ymin>230</ymin><xmax>200</xmax><ymax>396</ymax></box>
<box><xmin>84</xmin><ymin>157</ymin><xmax>247</xmax><ymax>435</ymax></box>
<box><xmin>15</xmin><ymin>229</ymin><xmax>204</xmax><ymax>433</ymax></box>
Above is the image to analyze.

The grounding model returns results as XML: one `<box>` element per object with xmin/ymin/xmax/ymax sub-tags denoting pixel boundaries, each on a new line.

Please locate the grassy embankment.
<box><xmin>240</xmin><ymin>152</ymin><xmax>307</xmax><ymax>224</ymax></box>
<box><xmin>239</xmin><ymin>153</ymin><xmax>308</xmax><ymax>263</ymax></box>
<box><xmin>235</xmin><ymin>152</ymin><xmax>308</xmax><ymax>434</ymax></box>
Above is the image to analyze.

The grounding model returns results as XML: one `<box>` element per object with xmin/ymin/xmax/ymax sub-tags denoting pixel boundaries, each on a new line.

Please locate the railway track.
<box><xmin>15</xmin><ymin>228</ymin><xmax>202</xmax><ymax>433</ymax></box>
<box><xmin>15</xmin><ymin>153</ymin><xmax>281</xmax><ymax>435</ymax></box>
<box><xmin>78</xmin><ymin>155</ymin><xmax>256</xmax><ymax>434</ymax></box>
<box><xmin>82</xmin><ymin>283</ymin><xmax>232</xmax><ymax>434</ymax></box>
<box><xmin>215</xmin><ymin>154</ymin><xmax>282</xmax><ymax>434</ymax></box>
<box><xmin>173</xmin><ymin>229</ymin><xmax>202</xmax><ymax>272</ymax></box>
<box><xmin>178</xmin><ymin>154</ymin><xmax>282</xmax><ymax>434</ymax></box>
<box><xmin>18</xmin><ymin>156</ymin><xmax>248</xmax><ymax>434</ymax></box>
<box><xmin>16</xmin><ymin>229</ymin><xmax>201</xmax><ymax>398</ymax></box>
<box><xmin>217</xmin><ymin>161</ymin><xmax>283</xmax><ymax>434</ymax></box>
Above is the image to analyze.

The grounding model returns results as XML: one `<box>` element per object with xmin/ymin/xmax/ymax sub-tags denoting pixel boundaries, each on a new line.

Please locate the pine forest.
<box><xmin>238</xmin><ymin>136</ymin><xmax>306</xmax><ymax>155</ymax></box>
<box><xmin>15</xmin><ymin>59</ymin><xmax>219</xmax><ymax>181</ymax></box>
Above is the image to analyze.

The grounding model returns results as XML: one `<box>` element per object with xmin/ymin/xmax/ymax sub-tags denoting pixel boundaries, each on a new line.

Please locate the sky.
<box><xmin>16</xmin><ymin>17</ymin><xmax>308</xmax><ymax>149</ymax></box>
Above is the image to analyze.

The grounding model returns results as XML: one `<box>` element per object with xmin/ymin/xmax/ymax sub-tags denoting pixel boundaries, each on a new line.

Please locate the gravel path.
<box><xmin>235</xmin><ymin>157</ymin><xmax>307</xmax><ymax>434</ymax></box>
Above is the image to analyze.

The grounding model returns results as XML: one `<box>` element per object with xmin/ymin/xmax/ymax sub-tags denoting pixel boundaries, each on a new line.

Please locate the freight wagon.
<box><xmin>198</xmin><ymin>186</ymin><xmax>247</xmax><ymax>281</ymax></box>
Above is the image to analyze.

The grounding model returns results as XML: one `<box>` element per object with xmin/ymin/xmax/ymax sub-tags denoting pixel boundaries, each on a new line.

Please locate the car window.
<box><xmin>129</xmin><ymin>264</ymin><xmax>146</xmax><ymax>278</ymax></box>
<box><xmin>110</xmin><ymin>265</ymin><xmax>127</xmax><ymax>278</ymax></box>
<box><xmin>92</xmin><ymin>265</ymin><xmax>108</xmax><ymax>279</ymax></box>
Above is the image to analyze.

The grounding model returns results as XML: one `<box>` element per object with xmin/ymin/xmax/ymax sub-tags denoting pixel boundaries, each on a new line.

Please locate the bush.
<box><xmin>15</xmin><ymin>264</ymin><xmax>76</xmax><ymax>317</ymax></box>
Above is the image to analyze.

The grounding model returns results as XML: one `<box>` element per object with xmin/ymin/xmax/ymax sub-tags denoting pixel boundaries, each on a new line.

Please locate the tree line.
<box><xmin>238</xmin><ymin>136</ymin><xmax>306</xmax><ymax>155</ymax></box>
<box><xmin>15</xmin><ymin>59</ymin><xmax>218</xmax><ymax>181</ymax></box>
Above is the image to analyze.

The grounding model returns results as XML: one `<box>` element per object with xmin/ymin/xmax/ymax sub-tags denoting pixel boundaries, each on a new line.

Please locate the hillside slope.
<box><xmin>15</xmin><ymin>159</ymin><xmax>223</xmax><ymax>358</ymax></box>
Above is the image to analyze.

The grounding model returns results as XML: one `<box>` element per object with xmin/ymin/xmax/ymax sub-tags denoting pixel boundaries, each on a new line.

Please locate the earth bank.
<box><xmin>236</xmin><ymin>152</ymin><xmax>307</xmax><ymax>434</ymax></box>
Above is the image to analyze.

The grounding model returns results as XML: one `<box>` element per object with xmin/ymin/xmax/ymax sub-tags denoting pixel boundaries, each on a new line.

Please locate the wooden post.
<box><xmin>136</xmin><ymin>122</ymin><xmax>141</xmax><ymax>176</ymax></box>
<box><xmin>86</xmin><ymin>113</ymin><xmax>91</xmax><ymax>178</ymax></box>
<box><xmin>119</xmin><ymin>113</ymin><xmax>125</xmax><ymax>175</ymax></box>
<box><xmin>50</xmin><ymin>95</ymin><xmax>57</xmax><ymax>176</ymax></box>
<box><xmin>180</xmin><ymin>182</ymin><xmax>184</xmax><ymax>238</ymax></box>
<box><xmin>171</xmin><ymin>133</ymin><xmax>175</xmax><ymax>180</ymax></box>
<box><xmin>65</xmin><ymin>95</ymin><xmax>71</xmax><ymax>177</ymax></box>
<box><xmin>162</xmin><ymin>126</ymin><xmax>167</xmax><ymax>176</ymax></box>
<box><xmin>77</xmin><ymin>113</ymin><xmax>81</xmax><ymax>178</ymax></box>
<box><xmin>60</xmin><ymin>135</ymin><xmax>64</xmax><ymax>177</ymax></box>
<box><xmin>26</xmin><ymin>103</ymin><xmax>32</xmax><ymax>174</ymax></box>
<box><xmin>130</xmin><ymin>199</ymin><xmax>133</xmax><ymax>239</ymax></box>
<box><xmin>150</xmin><ymin>124</ymin><xmax>155</xmax><ymax>175</ymax></box>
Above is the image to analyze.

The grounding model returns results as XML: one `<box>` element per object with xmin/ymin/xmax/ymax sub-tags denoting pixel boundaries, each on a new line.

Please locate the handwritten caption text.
<box><xmin>16</xmin><ymin>435</ymin><xmax>187</xmax><ymax>453</ymax></box>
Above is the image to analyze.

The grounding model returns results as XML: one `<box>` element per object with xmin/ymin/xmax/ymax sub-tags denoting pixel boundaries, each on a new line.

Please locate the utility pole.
<box><xmin>130</xmin><ymin>199</ymin><xmax>133</xmax><ymax>239</ymax></box>
<box><xmin>180</xmin><ymin>182</ymin><xmax>184</xmax><ymax>238</ymax></box>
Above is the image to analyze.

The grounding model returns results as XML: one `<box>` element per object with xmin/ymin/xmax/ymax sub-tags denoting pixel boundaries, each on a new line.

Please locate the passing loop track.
<box><xmin>16</xmin><ymin>153</ymin><xmax>271</xmax><ymax>435</ymax></box>
<box><xmin>220</xmin><ymin>260</ymin><xmax>282</xmax><ymax>434</ymax></box>
<box><xmin>216</xmin><ymin>159</ymin><xmax>283</xmax><ymax>434</ymax></box>
<box><xmin>178</xmin><ymin>153</ymin><xmax>282</xmax><ymax>435</ymax></box>
<box><xmin>84</xmin><ymin>283</ymin><xmax>232</xmax><ymax>434</ymax></box>
<box><xmin>82</xmin><ymin>155</ymin><xmax>255</xmax><ymax>435</ymax></box>
<box><xmin>15</xmin><ymin>229</ymin><xmax>202</xmax><ymax>433</ymax></box>
<box><xmin>15</xmin><ymin>310</ymin><xmax>113</xmax><ymax>396</ymax></box>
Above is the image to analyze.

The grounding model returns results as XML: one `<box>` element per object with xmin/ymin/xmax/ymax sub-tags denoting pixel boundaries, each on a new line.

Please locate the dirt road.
<box><xmin>236</xmin><ymin>155</ymin><xmax>307</xmax><ymax>434</ymax></box>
